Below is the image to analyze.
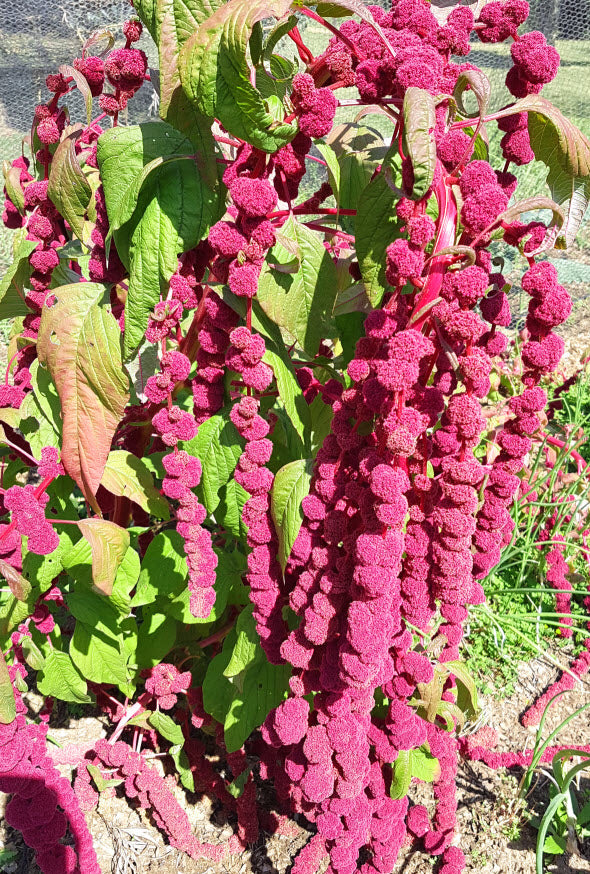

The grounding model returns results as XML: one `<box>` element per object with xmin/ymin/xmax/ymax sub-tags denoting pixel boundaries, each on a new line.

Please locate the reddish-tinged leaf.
<box><xmin>78</xmin><ymin>518</ymin><xmax>131</xmax><ymax>596</ymax></box>
<box><xmin>453</xmin><ymin>68</ymin><xmax>490</xmax><ymax>122</ymax></box>
<box><xmin>0</xmin><ymin>649</ymin><xmax>16</xmax><ymax>725</ymax></box>
<box><xmin>37</xmin><ymin>283</ymin><xmax>129</xmax><ymax>511</ymax></box>
<box><xmin>59</xmin><ymin>64</ymin><xmax>94</xmax><ymax>125</ymax></box>
<box><xmin>403</xmin><ymin>87</ymin><xmax>436</xmax><ymax>200</ymax></box>
<box><xmin>0</xmin><ymin>559</ymin><xmax>32</xmax><ymax>602</ymax></box>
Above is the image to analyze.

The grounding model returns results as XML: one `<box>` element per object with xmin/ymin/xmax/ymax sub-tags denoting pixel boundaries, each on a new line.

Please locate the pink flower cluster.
<box><xmin>88</xmin><ymin>185</ymin><xmax>126</xmax><ymax>283</ymax></box>
<box><xmin>99</xmin><ymin>25</ymin><xmax>147</xmax><ymax>117</ymax></box>
<box><xmin>230</xmin><ymin>395</ymin><xmax>286</xmax><ymax>663</ymax></box>
<box><xmin>208</xmin><ymin>145</ymin><xmax>278</xmax><ymax>299</ymax></box>
<box><xmin>144</xmin><ymin>662</ymin><xmax>192</xmax><ymax>710</ymax></box>
<box><xmin>1</xmin><ymin>670</ymin><xmax>100</xmax><ymax>874</ymax></box>
<box><xmin>148</xmin><ymin>346</ymin><xmax>218</xmax><ymax>619</ymax></box>
<box><xmin>90</xmin><ymin>739</ymin><xmax>238</xmax><ymax>861</ymax></box>
<box><xmin>4</xmin><ymin>484</ymin><xmax>59</xmax><ymax>555</ymax></box>
<box><xmin>192</xmin><ymin>290</ymin><xmax>240</xmax><ymax>423</ymax></box>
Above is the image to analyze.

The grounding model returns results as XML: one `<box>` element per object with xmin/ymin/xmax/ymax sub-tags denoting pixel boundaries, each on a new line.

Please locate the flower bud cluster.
<box><xmin>149</xmin><ymin>345</ymin><xmax>218</xmax><ymax>619</ymax></box>
<box><xmin>91</xmin><ymin>739</ymin><xmax>234</xmax><ymax>861</ymax></box>
<box><xmin>230</xmin><ymin>395</ymin><xmax>286</xmax><ymax>662</ymax></box>
<box><xmin>1</xmin><ymin>670</ymin><xmax>100</xmax><ymax>874</ymax></box>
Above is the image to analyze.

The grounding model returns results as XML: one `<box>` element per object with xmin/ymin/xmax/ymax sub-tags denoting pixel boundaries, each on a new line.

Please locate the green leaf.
<box><xmin>100</xmin><ymin>450</ymin><xmax>170</xmax><ymax>519</ymax></box>
<box><xmin>37</xmin><ymin>283</ymin><xmax>129</xmax><ymax>510</ymax></box>
<box><xmin>149</xmin><ymin>712</ymin><xmax>198</xmax><ymax>789</ymax></box>
<box><xmin>47</xmin><ymin>134</ymin><xmax>92</xmax><ymax>240</ymax></box>
<box><xmin>98</xmin><ymin>122</ymin><xmax>220</xmax><ymax>357</ymax></box>
<box><xmin>257</xmin><ymin>54</ymin><xmax>297</xmax><ymax>101</ymax></box>
<box><xmin>223</xmin><ymin>605</ymin><xmax>259</xmax><ymax>678</ymax></box>
<box><xmin>0</xmin><ymin>236</ymin><xmax>36</xmax><ymax>319</ymax></box>
<box><xmin>390</xmin><ymin>749</ymin><xmax>411</xmax><ymax>800</ymax></box>
<box><xmin>227</xmin><ymin>764</ymin><xmax>252</xmax><ymax>797</ymax></box>
<box><xmin>70</xmin><ymin>621</ymin><xmax>129</xmax><ymax>687</ymax></box>
<box><xmin>0</xmin><ymin>649</ymin><xmax>16</xmax><ymax>724</ymax></box>
<box><xmin>134</xmin><ymin>0</ymin><xmax>224</xmax><ymax>169</ymax></box>
<box><xmin>257</xmin><ymin>217</ymin><xmax>339</xmax><ymax>357</ymax></box>
<box><xmin>77</xmin><ymin>519</ymin><xmax>131</xmax><ymax>597</ymax></box>
<box><xmin>261</xmin><ymin>345</ymin><xmax>309</xmax><ymax>453</ymax></box>
<box><xmin>19</xmin><ymin>390</ymin><xmax>61</xmax><ymax>456</ymax></box>
<box><xmin>21</xmin><ymin>636</ymin><xmax>46</xmax><ymax>671</ymax></box>
<box><xmin>403</xmin><ymin>87</ymin><xmax>437</xmax><ymax>199</ymax></box>
<box><xmin>169</xmin><ymin>744</ymin><xmax>195</xmax><ymax>792</ymax></box>
<box><xmin>136</xmin><ymin>610</ymin><xmax>177</xmax><ymax>668</ymax></box>
<box><xmin>182</xmin><ymin>406</ymin><xmax>244</xmax><ymax>514</ymax></box>
<box><xmin>86</xmin><ymin>763</ymin><xmax>124</xmax><ymax>792</ymax></box>
<box><xmin>309</xmin><ymin>394</ymin><xmax>334</xmax><ymax>456</ymax></box>
<box><xmin>37</xmin><ymin>650</ymin><xmax>93</xmax><ymax>704</ymax></box>
<box><xmin>202</xmin><ymin>624</ymin><xmax>290</xmax><ymax>752</ymax></box>
<box><xmin>356</xmin><ymin>169</ymin><xmax>402</xmax><ymax>306</ymax></box>
<box><xmin>410</xmin><ymin>743</ymin><xmax>440</xmax><ymax>783</ymax></box>
<box><xmin>63</xmin><ymin>537</ymin><xmax>140</xmax><ymax>616</ymax></box>
<box><xmin>216</xmin><ymin>478</ymin><xmax>249</xmax><ymax>543</ymax></box>
<box><xmin>322</xmin><ymin>123</ymin><xmax>386</xmax><ymax>211</ymax></box>
<box><xmin>453</xmin><ymin>68</ymin><xmax>490</xmax><ymax>122</ymax></box>
<box><xmin>270</xmin><ymin>458</ymin><xmax>313</xmax><ymax>572</ymax></box>
<box><xmin>2</xmin><ymin>161</ymin><xmax>25</xmax><ymax>214</ymax></box>
<box><xmin>132</xmin><ymin>529</ymin><xmax>188</xmax><ymax>608</ymax></box>
<box><xmin>543</xmin><ymin>834</ymin><xmax>566</xmax><ymax>855</ymax></box>
<box><xmin>59</xmin><ymin>64</ymin><xmax>94</xmax><ymax>125</ymax></box>
<box><xmin>444</xmin><ymin>660</ymin><xmax>479</xmax><ymax>722</ymax></box>
<box><xmin>149</xmin><ymin>710</ymin><xmax>185</xmax><ymax>745</ymax></box>
<box><xmin>179</xmin><ymin>0</ymin><xmax>297</xmax><ymax>153</ymax></box>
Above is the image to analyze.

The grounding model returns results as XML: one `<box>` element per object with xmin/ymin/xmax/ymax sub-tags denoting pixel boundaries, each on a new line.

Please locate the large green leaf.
<box><xmin>179</xmin><ymin>0</ymin><xmax>297</xmax><ymax>153</ymax></box>
<box><xmin>403</xmin><ymin>87</ymin><xmax>436</xmax><ymax>200</ymax></box>
<box><xmin>202</xmin><ymin>614</ymin><xmax>290</xmax><ymax>751</ymax></box>
<box><xmin>132</xmin><ymin>529</ymin><xmax>188</xmax><ymax>608</ymax></box>
<box><xmin>0</xmin><ymin>235</ymin><xmax>36</xmax><ymax>320</ymax></box>
<box><xmin>37</xmin><ymin>650</ymin><xmax>93</xmax><ymax>704</ymax></box>
<box><xmin>270</xmin><ymin>458</ymin><xmax>313</xmax><ymax>572</ymax></box>
<box><xmin>37</xmin><ymin>283</ymin><xmax>129</xmax><ymax>510</ymax></box>
<box><xmin>257</xmin><ymin>217</ymin><xmax>339</xmax><ymax>356</ymax></box>
<box><xmin>496</xmin><ymin>95</ymin><xmax>590</xmax><ymax>247</ymax></box>
<box><xmin>134</xmin><ymin>0</ymin><xmax>224</xmax><ymax>163</ymax></box>
<box><xmin>216</xmin><ymin>478</ymin><xmax>249</xmax><ymax>543</ymax></box>
<box><xmin>98</xmin><ymin>122</ymin><xmax>220</xmax><ymax>357</ymax></box>
<box><xmin>47</xmin><ymin>134</ymin><xmax>92</xmax><ymax>241</ymax></box>
<box><xmin>356</xmin><ymin>169</ymin><xmax>402</xmax><ymax>306</ymax></box>
<box><xmin>70</xmin><ymin>621</ymin><xmax>129</xmax><ymax>687</ymax></box>
<box><xmin>182</xmin><ymin>405</ymin><xmax>244</xmax><ymax>514</ymax></box>
<box><xmin>100</xmin><ymin>449</ymin><xmax>170</xmax><ymax>518</ymax></box>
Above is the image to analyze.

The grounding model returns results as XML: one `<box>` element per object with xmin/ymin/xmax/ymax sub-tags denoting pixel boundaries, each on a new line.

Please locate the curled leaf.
<box><xmin>453</xmin><ymin>68</ymin><xmax>491</xmax><ymax>122</ymax></box>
